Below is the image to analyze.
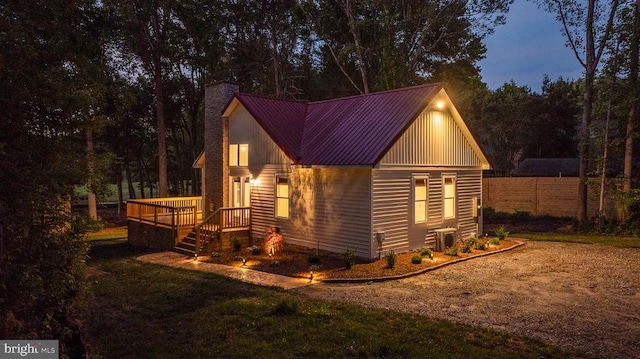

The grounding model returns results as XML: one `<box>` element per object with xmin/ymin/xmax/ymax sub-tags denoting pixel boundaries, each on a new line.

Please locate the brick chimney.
<box><xmin>204</xmin><ymin>81</ymin><xmax>239</xmax><ymax>216</ymax></box>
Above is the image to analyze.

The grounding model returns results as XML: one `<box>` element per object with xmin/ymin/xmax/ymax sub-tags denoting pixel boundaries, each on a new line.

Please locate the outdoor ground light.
<box><xmin>309</xmin><ymin>270</ymin><xmax>314</xmax><ymax>281</ymax></box>
<box><xmin>242</xmin><ymin>258</ymin><xmax>247</xmax><ymax>266</ymax></box>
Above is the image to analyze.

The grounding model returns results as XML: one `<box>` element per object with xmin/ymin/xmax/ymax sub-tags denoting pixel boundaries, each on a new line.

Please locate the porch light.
<box><xmin>250</xmin><ymin>178</ymin><xmax>260</xmax><ymax>186</ymax></box>
<box><xmin>436</xmin><ymin>101</ymin><xmax>445</xmax><ymax>109</ymax></box>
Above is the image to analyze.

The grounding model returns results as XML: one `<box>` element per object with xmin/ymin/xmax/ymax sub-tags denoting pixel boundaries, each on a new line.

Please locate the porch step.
<box><xmin>173</xmin><ymin>231</ymin><xmax>200</xmax><ymax>257</ymax></box>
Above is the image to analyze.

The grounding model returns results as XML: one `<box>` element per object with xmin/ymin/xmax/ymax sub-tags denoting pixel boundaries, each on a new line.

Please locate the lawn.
<box><xmin>84</xmin><ymin>240</ymin><xmax>588</xmax><ymax>359</ymax></box>
<box><xmin>512</xmin><ymin>231</ymin><xmax>640</xmax><ymax>248</ymax></box>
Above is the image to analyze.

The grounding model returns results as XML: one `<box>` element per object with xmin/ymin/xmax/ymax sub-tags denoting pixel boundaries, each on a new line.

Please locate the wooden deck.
<box><xmin>126</xmin><ymin>197</ymin><xmax>251</xmax><ymax>254</ymax></box>
<box><xmin>127</xmin><ymin>197</ymin><xmax>203</xmax><ymax>229</ymax></box>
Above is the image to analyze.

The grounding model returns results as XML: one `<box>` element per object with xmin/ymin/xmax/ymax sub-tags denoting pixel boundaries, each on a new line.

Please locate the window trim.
<box><xmin>229</xmin><ymin>143</ymin><xmax>248</xmax><ymax>167</ymax></box>
<box><xmin>442</xmin><ymin>175</ymin><xmax>456</xmax><ymax>219</ymax></box>
<box><xmin>413</xmin><ymin>176</ymin><xmax>428</xmax><ymax>224</ymax></box>
<box><xmin>275</xmin><ymin>175</ymin><xmax>289</xmax><ymax>219</ymax></box>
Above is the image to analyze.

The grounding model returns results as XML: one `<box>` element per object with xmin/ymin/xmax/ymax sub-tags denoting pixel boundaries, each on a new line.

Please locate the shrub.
<box><xmin>231</xmin><ymin>234</ymin><xmax>242</xmax><ymax>251</ymax></box>
<box><xmin>340</xmin><ymin>249</ymin><xmax>356</xmax><ymax>269</ymax></box>
<box><xmin>234</xmin><ymin>256</ymin><xmax>244</xmax><ymax>262</ymax></box>
<box><xmin>489</xmin><ymin>237</ymin><xmax>500</xmax><ymax>245</ymax></box>
<box><xmin>269</xmin><ymin>261</ymin><xmax>281</xmax><ymax>267</ymax></box>
<box><xmin>385</xmin><ymin>249</ymin><xmax>396</xmax><ymax>268</ymax></box>
<box><xmin>411</xmin><ymin>255</ymin><xmax>422</xmax><ymax>264</ymax></box>
<box><xmin>467</xmin><ymin>236</ymin><xmax>478</xmax><ymax>246</ymax></box>
<box><xmin>308</xmin><ymin>254</ymin><xmax>321</xmax><ymax>264</ymax></box>
<box><xmin>495</xmin><ymin>225</ymin><xmax>509</xmax><ymax>240</ymax></box>
<box><xmin>475</xmin><ymin>241</ymin><xmax>487</xmax><ymax>250</ymax></box>
<box><xmin>420</xmin><ymin>248</ymin><xmax>433</xmax><ymax>259</ymax></box>
<box><xmin>210</xmin><ymin>251</ymin><xmax>221</xmax><ymax>257</ymax></box>
<box><xmin>444</xmin><ymin>246</ymin><xmax>458</xmax><ymax>256</ymax></box>
<box><xmin>250</xmin><ymin>246</ymin><xmax>262</xmax><ymax>255</ymax></box>
<box><xmin>461</xmin><ymin>240</ymin><xmax>473</xmax><ymax>253</ymax></box>
<box><xmin>461</xmin><ymin>236</ymin><xmax>478</xmax><ymax>253</ymax></box>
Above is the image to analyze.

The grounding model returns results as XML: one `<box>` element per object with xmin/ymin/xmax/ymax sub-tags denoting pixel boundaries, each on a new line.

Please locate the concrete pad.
<box><xmin>137</xmin><ymin>251</ymin><xmax>314</xmax><ymax>290</ymax></box>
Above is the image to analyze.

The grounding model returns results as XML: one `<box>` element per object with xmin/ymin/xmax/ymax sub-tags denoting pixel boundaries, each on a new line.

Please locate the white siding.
<box><xmin>372</xmin><ymin>168</ymin><xmax>483</xmax><ymax>254</ymax></box>
<box><xmin>380</xmin><ymin>110</ymin><xmax>482</xmax><ymax>167</ymax></box>
<box><xmin>228</xmin><ymin>104</ymin><xmax>292</xmax><ymax>165</ymax></box>
<box><xmin>286</xmin><ymin>168</ymin><xmax>372</xmax><ymax>258</ymax></box>
<box><xmin>247</xmin><ymin>166</ymin><xmax>373</xmax><ymax>258</ymax></box>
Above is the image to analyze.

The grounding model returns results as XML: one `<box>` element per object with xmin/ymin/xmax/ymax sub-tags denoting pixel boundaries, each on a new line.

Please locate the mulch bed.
<box><xmin>204</xmin><ymin>239</ymin><xmax>521</xmax><ymax>281</ymax></box>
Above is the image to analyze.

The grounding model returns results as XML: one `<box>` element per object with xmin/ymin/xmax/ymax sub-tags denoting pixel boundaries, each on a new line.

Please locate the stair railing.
<box><xmin>193</xmin><ymin>207</ymin><xmax>251</xmax><ymax>259</ymax></box>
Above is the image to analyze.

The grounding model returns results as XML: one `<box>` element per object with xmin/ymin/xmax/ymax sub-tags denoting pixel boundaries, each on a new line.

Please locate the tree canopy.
<box><xmin>1</xmin><ymin>0</ymin><xmax>640</xmax><ymax>355</ymax></box>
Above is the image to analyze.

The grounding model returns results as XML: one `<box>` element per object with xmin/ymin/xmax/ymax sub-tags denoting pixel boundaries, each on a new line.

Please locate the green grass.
<box><xmin>84</xmin><ymin>240</ymin><xmax>588</xmax><ymax>359</ymax></box>
<box><xmin>84</xmin><ymin>229</ymin><xmax>128</xmax><ymax>242</ymax></box>
<box><xmin>512</xmin><ymin>231</ymin><xmax>640</xmax><ymax>248</ymax></box>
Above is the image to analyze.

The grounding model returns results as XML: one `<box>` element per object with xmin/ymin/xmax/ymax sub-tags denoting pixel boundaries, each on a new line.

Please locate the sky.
<box><xmin>478</xmin><ymin>0</ymin><xmax>585</xmax><ymax>92</ymax></box>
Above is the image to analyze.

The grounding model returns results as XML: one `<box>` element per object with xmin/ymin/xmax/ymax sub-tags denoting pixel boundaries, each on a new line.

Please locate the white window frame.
<box><xmin>443</xmin><ymin>175</ymin><xmax>456</xmax><ymax>219</ymax></box>
<box><xmin>275</xmin><ymin>175</ymin><xmax>289</xmax><ymax>219</ymax></box>
<box><xmin>229</xmin><ymin>144</ymin><xmax>248</xmax><ymax>167</ymax></box>
<box><xmin>413</xmin><ymin>176</ymin><xmax>428</xmax><ymax>224</ymax></box>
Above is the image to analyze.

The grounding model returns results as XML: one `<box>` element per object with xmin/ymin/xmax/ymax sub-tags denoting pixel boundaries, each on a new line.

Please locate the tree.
<box><xmin>478</xmin><ymin>82</ymin><xmax>533</xmax><ymax>176</ymax></box>
<box><xmin>107</xmin><ymin>0</ymin><xmax>177</xmax><ymax>197</ymax></box>
<box><xmin>536</xmin><ymin>0</ymin><xmax>622</xmax><ymax>222</ymax></box>
<box><xmin>0</xmin><ymin>1</ymin><xmax>101</xmax><ymax>356</ymax></box>
<box><xmin>299</xmin><ymin>0</ymin><xmax>513</xmax><ymax>95</ymax></box>
<box><xmin>623</xmin><ymin>0</ymin><xmax>640</xmax><ymax>193</ymax></box>
<box><xmin>521</xmin><ymin>76</ymin><xmax>581</xmax><ymax>159</ymax></box>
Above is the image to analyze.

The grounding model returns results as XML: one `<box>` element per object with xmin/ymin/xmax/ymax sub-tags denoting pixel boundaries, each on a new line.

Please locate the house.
<box><xmin>195</xmin><ymin>82</ymin><xmax>490</xmax><ymax>260</ymax></box>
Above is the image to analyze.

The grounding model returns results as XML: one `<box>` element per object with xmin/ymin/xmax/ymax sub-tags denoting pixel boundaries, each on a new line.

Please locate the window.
<box><xmin>414</xmin><ymin>177</ymin><xmax>428</xmax><ymax>224</ymax></box>
<box><xmin>276</xmin><ymin>176</ymin><xmax>289</xmax><ymax>218</ymax></box>
<box><xmin>443</xmin><ymin>176</ymin><xmax>456</xmax><ymax>219</ymax></box>
<box><xmin>229</xmin><ymin>144</ymin><xmax>248</xmax><ymax>166</ymax></box>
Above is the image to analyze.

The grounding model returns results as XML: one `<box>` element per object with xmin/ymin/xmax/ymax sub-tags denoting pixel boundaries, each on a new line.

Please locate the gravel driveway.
<box><xmin>296</xmin><ymin>240</ymin><xmax>640</xmax><ymax>359</ymax></box>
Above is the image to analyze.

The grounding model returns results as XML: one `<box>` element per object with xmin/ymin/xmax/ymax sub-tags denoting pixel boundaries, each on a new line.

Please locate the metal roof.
<box><xmin>233</xmin><ymin>84</ymin><xmax>446</xmax><ymax>166</ymax></box>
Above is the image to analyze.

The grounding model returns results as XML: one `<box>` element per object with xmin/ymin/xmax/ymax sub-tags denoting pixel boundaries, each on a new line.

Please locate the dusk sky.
<box><xmin>478</xmin><ymin>0</ymin><xmax>585</xmax><ymax>92</ymax></box>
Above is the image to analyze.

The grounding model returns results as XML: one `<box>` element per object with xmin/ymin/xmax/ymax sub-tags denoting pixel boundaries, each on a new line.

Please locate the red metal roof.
<box><xmin>233</xmin><ymin>84</ymin><xmax>442</xmax><ymax>166</ymax></box>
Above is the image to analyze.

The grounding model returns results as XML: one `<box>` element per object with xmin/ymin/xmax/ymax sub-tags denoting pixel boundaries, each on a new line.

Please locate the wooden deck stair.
<box><xmin>172</xmin><ymin>207</ymin><xmax>251</xmax><ymax>256</ymax></box>
<box><xmin>173</xmin><ymin>228</ymin><xmax>217</xmax><ymax>256</ymax></box>
<box><xmin>173</xmin><ymin>231</ymin><xmax>199</xmax><ymax>256</ymax></box>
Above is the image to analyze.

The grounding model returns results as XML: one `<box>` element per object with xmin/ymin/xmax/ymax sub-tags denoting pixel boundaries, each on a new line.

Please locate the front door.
<box><xmin>230</xmin><ymin>176</ymin><xmax>251</xmax><ymax>208</ymax></box>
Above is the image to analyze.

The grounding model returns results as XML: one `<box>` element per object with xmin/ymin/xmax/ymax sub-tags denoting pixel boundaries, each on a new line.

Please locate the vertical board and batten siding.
<box><xmin>379</xmin><ymin>110</ymin><xmax>481</xmax><ymax>167</ymax></box>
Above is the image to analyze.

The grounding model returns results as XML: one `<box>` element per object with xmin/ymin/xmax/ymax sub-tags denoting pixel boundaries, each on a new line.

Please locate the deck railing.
<box><xmin>126</xmin><ymin>197</ymin><xmax>203</xmax><ymax>232</ymax></box>
<box><xmin>195</xmin><ymin>207</ymin><xmax>250</xmax><ymax>257</ymax></box>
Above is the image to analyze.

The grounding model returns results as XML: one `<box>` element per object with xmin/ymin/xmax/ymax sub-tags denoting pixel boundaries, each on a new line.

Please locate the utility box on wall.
<box><xmin>472</xmin><ymin>196</ymin><xmax>481</xmax><ymax>218</ymax></box>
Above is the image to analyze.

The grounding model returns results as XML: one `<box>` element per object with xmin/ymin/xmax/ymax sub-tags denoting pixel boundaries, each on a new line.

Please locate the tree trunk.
<box><xmin>124</xmin><ymin>159</ymin><xmax>136</xmax><ymax>200</ymax></box>
<box><xmin>154</xmin><ymin>55</ymin><xmax>168</xmax><ymax>197</ymax></box>
<box><xmin>116</xmin><ymin>162</ymin><xmax>124</xmax><ymax>215</ymax></box>
<box><xmin>86</xmin><ymin>128</ymin><xmax>98</xmax><ymax>220</ymax></box>
<box><xmin>343</xmin><ymin>0</ymin><xmax>369</xmax><ymax>94</ymax></box>
<box><xmin>623</xmin><ymin>0</ymin><xmax>640</xmax><ymax>193</ymax></box>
